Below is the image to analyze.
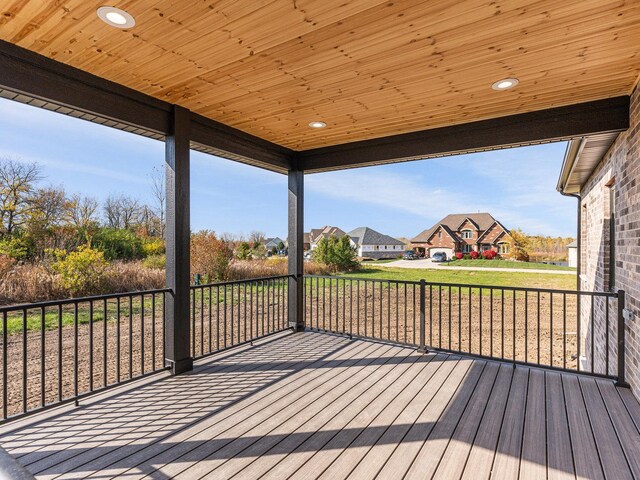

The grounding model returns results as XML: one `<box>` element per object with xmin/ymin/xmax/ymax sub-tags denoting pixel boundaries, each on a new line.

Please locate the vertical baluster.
<box><xmin>74</xmin><ymin>303</ymin><xmax>78</xmax><ymax>400</ymax></box>
<box><xmin>22</xmin><ymin>309</ymin><xmax>27</xmax><ymax>413</ymax></box>
<box><xmin>364</xmin><ymin>281</ymin><xmax>368</xmax><ymax>338</ymax></box>
<box><xmin>512</xmin><ymin>289</ymin><xmax>516</xmax><ymax>362</ymax></box>
<box><xmin>605</xmin><ymin>294</ymin><xmax>610</xmax><ymax>375</ymax></box>
<box><xmin>140</xmin><ymin>295</ymin><xmax>145</xmax><ymax>374</ymax></box>
<box><xmin>429</xmin><ymin>284</ymin><xmax>433</xmax><ymax>347</ymax></box>
<box><xmin>224</xmin><ymin>284</ymin><xmax>228</xmax><ymax>347</ymax></box>
<box><xmin>152</xmin><ymin>294</ymin><xmax>156</xmax><ymax>371</ymax></box>
<box><xmin>2</xmin><ymin>311</ymin><xmax>7</xmax><ymax>419</ymax></box>
<box><xmin>490</xmin><ymin>289</ymin><xmax>494</xmax><ymax>357</ymax></box>
<box><xmin>524</xmin><ymin>292</ymin><xmax>528</xmax><ymax>364</ymax></box>
<box><xmin>537</xmin><ymin>291</ymin><xmax>541</xmax><ymax>365</ymax></box>
<box><xmin>550</xmin><ymin>292</ymin><xmax>554</xmax><ymax>367</ymax></box>
<box><xmin>40</xmin><ymin>307</ymin><xmax>45</xmax><ymax>407</ymax></box>
<box><xmin>458</xmin><ymin>286</ymin><xmax>462</xmax><ymax>352</ymax></box>
<box><xmin>329</xmin><ymin>278</ymin><xmax>333</xmax><ymax>333</ymax></box>
<box><xmin>116</xmin><ymin>298</ymin><xmax>121</xmax><ymax>382</ymax></box>
<box><xmin>501</xmin><ymin>289</ymin><xmax>505</xmax><ymax>359</ymax></box>
<box><xmin>350</xmin><ymin>280</ymin><xmax>354</xmax><ymax>337</ymax></box>
<box><xmin>448</xmin><ymin>285</ymin><xmax>452</xmax><ymax>350</ymax></box>
<box><xmin>128</xmin><ymin>295</ymin><xmax>133</xmax><ymax>379</ymax></box>
<box><xmin>438</xmin><ymin>286</ymin><xmax>442</xmax><ymax>349</ymax></box>
<box><xmin>468</xmin><ymin>287</ymin><xmax>472</xmax><ymax>353</ymax></box>
<box><xmin>590</xmin><ymin>295</ymin><xmax>594</xmax><ymax>373</ymax></box>
<box><xmin>412</xmin><ymin>284</ymin><xmax>416</xmax><ymax>345</ymax></box>
<box><xmin>262</xmin><ymin>280</ymin><xmax>265</xmax><ymax>336</ymax></box>
<box><xmin>103</xmin><ymin>299</ymin><xmax>108</xmax><ymax>385</ymax></box>
<box><xmin>57</xmin><ymin>304</ymin><xmax>62</xmax><ymax>402</ymax></box>
<box><xmin>479</xmin><ymin>288</ymin><xmax>483</xmax><ymax>356</ymax></box>
<box><xmin>231</xmin><ymin>284</ymin><xmax>235</xmax><ymax>345</ymax></box>
<box><xmin>248</xmin><ymin>283</ymin><xmax>252</xmax><ymax>341</ymax></box>
<box><xmin>357</xmin><ymin>280</ymin><xmax>361</xmax><ymax>337</ymax></box>
<box><xmin>191</xmin><ymin>288</ymin><xmax>196</xmax><ymax>356</ymax></box>
<box><xmin>200</xmin><ymin>288</ymin><xmax>204</xmax><ymax>355</ymax></box>
<box><xmin>89</xmin><ymin>300</ymin><xmax>94</xmax><ymax>390</ymax></box>
<box><xmin>244</xmin><ymin>282</ymin><xmax>248</xmax><ymax>342</ymax></box>
<box><xmin>404</xmin><ymin>283</ymin><xmax>407</xmax><ymax>344</ymax></box>
<box><xmin>577</xmin><ymin>292</ymin><xmax>581</xmax><ymax>372</ymax></box>
<box><xmin>395</xmin><ymin>283</ymin><xmax>398</xmax><ymax>342</ymax></box>
<box><xmin>162</xmin><ymin>292</ymin><xmax>166</xmax><ymax>368</ymax></box>
<box><xmin>563</xmin><ymin>292</ymin><xmax>567</xmax><ymax>370</ymax></box>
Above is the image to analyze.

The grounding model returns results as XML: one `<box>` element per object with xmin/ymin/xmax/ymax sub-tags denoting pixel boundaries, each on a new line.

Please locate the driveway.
<box><xmin>377</xmin><ymin>258</ymin><xmax>576</xmax><ymax>275</ymax></box>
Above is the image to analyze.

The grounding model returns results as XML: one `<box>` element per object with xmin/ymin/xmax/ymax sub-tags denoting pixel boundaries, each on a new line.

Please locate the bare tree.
<box><xmin>27</xmin><ymin>186</ymin><xmax>69</xmax><ymax>230</ymax></box>
<box><xmin>0</xmin><ymin>157</ymin><xmax>42</xmax><ymax>235</ymax></box>
<box><xmin>104</xmin><ymin>195</ymin><xmax>141</xmax><ymax>229</ymax></box>
<box><xmin>149</xmin><ymin>166</ymin><xmax>166</xmax><ymax>238</ymax></box>
<box><xmin>248</xmin><ymin>230</ymin><xmax>266</xmax><ymax>248</ymax></box>
<box><xmin>67</xmin><ymin>194</ymin><xmax>99</xmax><ymax>229</ymax></box>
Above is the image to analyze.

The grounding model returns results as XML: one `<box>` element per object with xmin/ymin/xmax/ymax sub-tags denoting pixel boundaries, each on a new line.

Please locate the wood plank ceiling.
<box><xmin>1</xmin><ymin>0</ymin><xmax>639</xmax><ymax>151</ymax></box>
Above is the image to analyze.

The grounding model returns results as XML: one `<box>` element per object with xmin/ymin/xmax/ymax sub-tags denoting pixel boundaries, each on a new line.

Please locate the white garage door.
<box><xmin>429</xmin><ymin>247</ymin><xmax>453</xmax><ymax>259</ymax></box>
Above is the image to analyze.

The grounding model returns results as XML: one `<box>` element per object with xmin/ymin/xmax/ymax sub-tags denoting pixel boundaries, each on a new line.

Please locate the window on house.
<box><xmin>480</xmin><ymin>244</ymin><xmax>490</xmax><ymax>252</ymax></box>
<box><xmin>461</xmin><ymin>229</ymin><xmax>473</xmax><ymax>239</ymax></box>
<box><xmin>462</xmin><ymin>244</ymin><xmax>472</xmax><ymax>253</ymax></box>
<box><xmin>498</xmin><ymin>242</ymin><xmax>510</xmax><ymax>254</ymax></box>
<box><xmin>438</xmin><ymin>231</ymin><xmax>442</xmax><ymax>239</ymax></box>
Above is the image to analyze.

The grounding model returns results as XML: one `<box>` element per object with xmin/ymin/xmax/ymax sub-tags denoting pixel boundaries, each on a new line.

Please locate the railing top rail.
<box><xmin>192</xmin><ymin>274</ymin><xmax>293</xmax><ymax>289</ymax></box>
<box><xmin>303</xmin><ymin>274</ymin><xmax>618</xmax><ymax>297</ymax></box>
<box><xmin>0</xmin><ymin>288</ymin><xmax>171</xmax><ymax>313</ymax></box>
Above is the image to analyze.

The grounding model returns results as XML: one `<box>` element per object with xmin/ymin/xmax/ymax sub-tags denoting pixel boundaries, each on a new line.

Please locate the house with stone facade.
<box><xmin>410</xmin><ymin>213</ymin><xmax>512</xmax><ymax>259</ymax></box>
<box><xmin>557</xmin><ymin>84</ymin><xmax>640</xmax><ymax>395</ymax></box>
<box><xmin>307</xmin><ymin>226</ymin><xmax>347</xmax><ymax>250</ymax></box>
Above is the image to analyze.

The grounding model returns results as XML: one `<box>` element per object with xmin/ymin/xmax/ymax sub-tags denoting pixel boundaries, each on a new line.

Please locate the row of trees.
<box><xmin>0</xmin><ymin>157</ymin><xmax>166</xmax><ymax>260</ymax></box>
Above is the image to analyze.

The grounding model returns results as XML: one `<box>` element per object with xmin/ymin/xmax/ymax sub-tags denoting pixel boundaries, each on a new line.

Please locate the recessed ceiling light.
<box><xmin>309</xmin><ymin>121</ymin><xmax>327</xmax><ymax>129</ymax></box>
<box><xmin>491</xmin><ymin>78</ymin><xmax>519</xmax><ymax>90</ymax></box>
<box><xmin>97</xmin><ymin>6</ymin><xmax>135</xmax><ymax>28</ymax></box>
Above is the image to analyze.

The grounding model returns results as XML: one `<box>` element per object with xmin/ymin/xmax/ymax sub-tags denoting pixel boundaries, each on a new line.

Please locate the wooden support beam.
<box><xmin>0</xmin><ymin>39</ymin><xmax>292</xmax><ymax>173</ymax></box>
<box><xmin>298</xmin><ymin>97</ymin><xmax>630</xmax><ymax>172</ymax></box>
<box><xmin>288</xmin><ymin>163</ymin><xmax>305</xmax><ymax>331</ymax></box>
<box><xmin>165</xmin><ymin>105</ymin><xmax>193</xmax><ymax>375</ymax></box>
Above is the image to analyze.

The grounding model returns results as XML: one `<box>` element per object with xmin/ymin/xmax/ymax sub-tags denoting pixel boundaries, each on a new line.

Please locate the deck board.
<box><xmin>0</xmin><ymin>331</ymin><xmax>638</xmax><ymax>480</ymax></box>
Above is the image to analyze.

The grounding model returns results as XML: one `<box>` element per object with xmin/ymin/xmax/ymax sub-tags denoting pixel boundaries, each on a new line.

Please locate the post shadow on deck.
<box><xmin>165</xmin><ymin>105</ymin><xmax>194</xmax><ymax>375</ymax></box>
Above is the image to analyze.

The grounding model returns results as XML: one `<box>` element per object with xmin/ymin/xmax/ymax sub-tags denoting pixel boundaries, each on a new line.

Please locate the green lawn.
<box><xmin>340</xmin><ymin>266</ymin><xmax>577</xmax><ymax>291</ymax></box>
<box><xmin>445</xmin><ymin>259</ymin><xmax>575</xmax><ymax>271</ymax></box>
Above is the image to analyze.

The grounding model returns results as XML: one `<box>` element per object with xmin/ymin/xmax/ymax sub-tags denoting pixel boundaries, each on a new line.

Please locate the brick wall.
<box><xmin>580</xmin><ymin>83</ymin><xmax>640</xmax><ymax>396</ymax></box>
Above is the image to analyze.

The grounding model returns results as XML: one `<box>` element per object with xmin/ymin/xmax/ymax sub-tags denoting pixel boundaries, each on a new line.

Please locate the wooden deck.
<box><xmin>0</xmin><ymin>331</ymin><xmax>639</xmax><ymax>480</ymax></box>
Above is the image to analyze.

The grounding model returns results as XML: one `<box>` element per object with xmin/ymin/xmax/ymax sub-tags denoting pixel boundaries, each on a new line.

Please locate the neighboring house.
<box><xmin>347</xmin><ymin>227</ymin><xmax>405</xmax><ymax>259</ymax></box>
<box><xmin>411</xmin><ymin>213</ymin><xmax>512</xmax><ymax>259</ymax></box>
<box><xmin>397</xmin><ymin>237</ymin><xmax>413</xmax><ymax>251</ymax></box>
<box><xmin>264</xmin><ymin>237</ymin><xmax>285</xmax><ymax>251</ymax></box>
<box><xmin>308</xmin><ymin>226</ymin><xmax>347</xmax><ymax>250</ymax></box>
<box><xmin>556</xmin><ymin>84</ymin><xmax>640</xmax><ymax>395</ymax></box>
<box><xmin>303</xmin><ymin>232</ymin><xmax>311</xmax><ymax>251</ymax></box>
<box><xmin>566</xmin><ymin>240</ymin><xmax>578</xmax><ymax>268</ymax></box>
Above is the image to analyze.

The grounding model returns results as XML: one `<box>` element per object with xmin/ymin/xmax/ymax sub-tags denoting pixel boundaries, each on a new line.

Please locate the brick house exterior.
<box><xmin>558</xmin><ymin>83</ymin><xmax>640</xmax><ymax>398</ymax></box>
<box><xmin>410</xmin><ymin>213</ymin><xmax>511</xmax><ymax>258</ymax></box>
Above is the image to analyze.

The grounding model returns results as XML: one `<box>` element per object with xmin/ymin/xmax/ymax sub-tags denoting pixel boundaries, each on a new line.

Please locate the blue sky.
<box><xmin>0</xmin><ymin>97</ymin><xmax>576</xmax><ymax>239</ymax></box>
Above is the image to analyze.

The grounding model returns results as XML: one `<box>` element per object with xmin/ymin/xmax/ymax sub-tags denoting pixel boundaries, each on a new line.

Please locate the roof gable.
<box><xmin>347</xmin><ymin>227</ymin><xmax>404</xmax><ymax>246</ymax></box>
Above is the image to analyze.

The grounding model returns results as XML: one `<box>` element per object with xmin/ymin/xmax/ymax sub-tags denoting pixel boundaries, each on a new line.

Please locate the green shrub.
<box><xmin>92</xmin><ymin>228</ymin><xmax>144</xmax><ymax>260</ymax></box>
<box><xmin>0</xmin><ymin>235</ymin><xmax>35</xmax><ymax>261</ymax></box>
<box><xmin>51</xmin><ymin>245</ymin><xmax>110</xmax><ymax>296</ymax></box>
<box><xmin>142</xmin><ymin>254</ymin><xmax>165</xmax><ymax>269</ymax></box>
<box><xmin>312</xmin><ymin>235</ymin><xmax>359</xmax><ymax>272</ymax></box>
<box><xmin>142</xmin><ymin>237</ymin><xmax>165</xmax><ymax>257</ymax></box>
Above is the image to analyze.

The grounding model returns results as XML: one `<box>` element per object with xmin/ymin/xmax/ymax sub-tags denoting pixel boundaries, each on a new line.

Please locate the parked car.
<box><xmin>403</xmin><ymin>251</ymin><xmax>418</xmax><ymax>260</ymax></box>
<box><xmin>431</xmin><ymin>251</ymin><xmax>448</xmax><ymax>262</ymax></box>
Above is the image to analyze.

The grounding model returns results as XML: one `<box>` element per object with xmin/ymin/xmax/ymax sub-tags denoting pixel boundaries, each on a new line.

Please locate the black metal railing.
<box><xmin>190</xmin><ymin>275</ymin><xmax>290</xmax><ymax>359</ymax></box>
<box><xmin>0</xmin><ymin>288</ymin><xmax>170</xmax><ymax>421</ymax></box>
<box><xmin>304</xmin><ymin>275</ymin><xmax>624</xmax><ymax>381</ymax></box>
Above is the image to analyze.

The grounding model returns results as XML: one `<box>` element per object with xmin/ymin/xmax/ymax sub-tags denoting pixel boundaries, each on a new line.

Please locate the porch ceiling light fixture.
<box><xmin>308</xmin><ymin>121</ymin><xmax>327</xmax><ymax>129</ymax></box>
<box><xmin>97</xmin><ymin>6</ymin><xmax>136</xmax><ymax>28</ymax></box>
<box><xmin>491</xmin><ymin>78</ymin><xmax>519</xmax><ymax>90</ymax></box>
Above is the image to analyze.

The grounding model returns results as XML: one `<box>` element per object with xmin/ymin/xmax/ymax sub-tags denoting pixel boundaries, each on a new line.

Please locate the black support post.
<box><xmin>165</xmin><ymin>105</ymin><xmax>193</xmax><ymax>374</ymax></box>
<box><xmin>288</xmin><ymin>165</ymin><xmax>305</xmax><ymax>332</ymax></box>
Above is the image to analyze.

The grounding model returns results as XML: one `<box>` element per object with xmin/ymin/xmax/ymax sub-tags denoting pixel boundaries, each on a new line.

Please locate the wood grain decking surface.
<box><xmin>0</xmin><ymin>331</ymin><xmax>639</xmax><ymax>479</ymax></box>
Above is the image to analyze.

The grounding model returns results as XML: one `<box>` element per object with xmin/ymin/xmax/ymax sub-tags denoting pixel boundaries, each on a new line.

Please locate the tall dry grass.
<box><xmin>0</xmin><ymin>260</ymin><xmax>164</xmax><ymax>305</ymax></box>
<box><xmin>0</xmin><ymin>256</ymin><xmax>334</xmax><ymax>305</ymax></box>
<box><xmin>226</xmin><ymin>258</ymin><xmax>332</xmax><ymax>281</ymax></box>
